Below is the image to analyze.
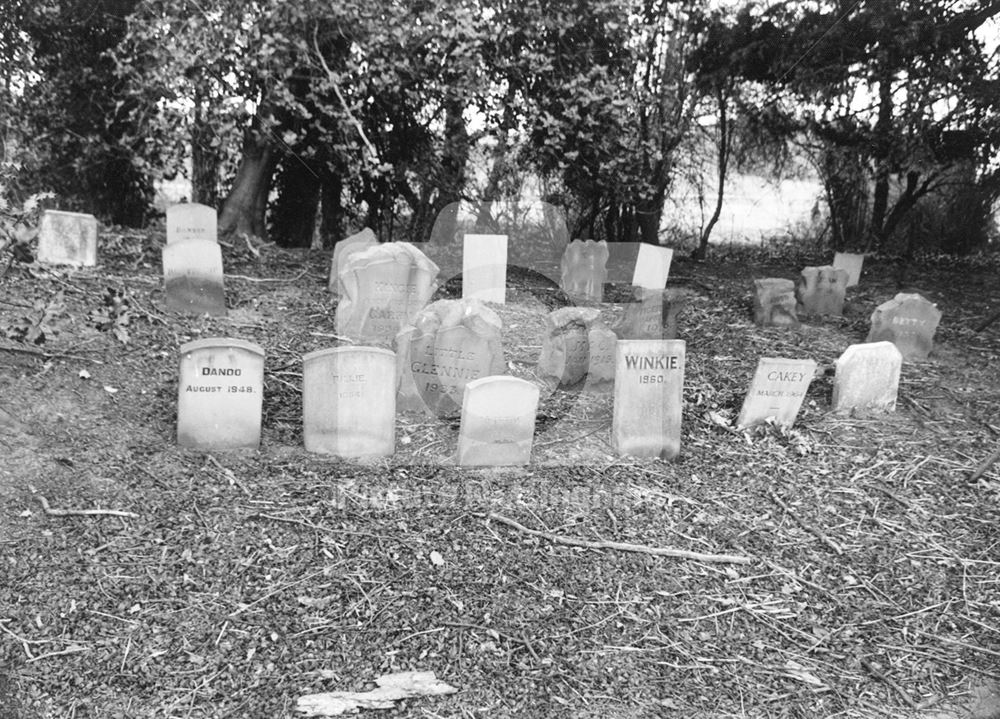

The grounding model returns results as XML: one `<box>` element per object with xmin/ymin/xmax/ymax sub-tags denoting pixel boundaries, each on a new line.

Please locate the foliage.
<box><xmin>0</xmin><ymin>187</ymin><xmax>54</xmax><ymax>280</ymax></box>
<box><xmin>0</xmin><ymin>290</ymin><xmax>65</xmax><ymax>344</ymax></box>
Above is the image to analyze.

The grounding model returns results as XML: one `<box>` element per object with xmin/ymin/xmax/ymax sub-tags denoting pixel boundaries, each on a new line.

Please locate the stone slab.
<box><xmin>166</xmin><ymin>203</ymin><xmax>216</xmax><ymax>245</ymax></box>
<box><xmin>37</xmin><ymin>210</ymin><xmax>98</xmax><ymax>267</ymax></box>
<box><xmin>631</xmin><ymin>244</ymin><xmax>673</xmax><ymax>290</ymax></box>
<box><xmin>613</xmin><ymin>287</ymin><xmax>691</xmax><ymax>340</ymax></box>
<box><xmin>832</xmin><ymin>341</ymin><xmax>902</xmax><ymax>414</ymax></box>
<box><xmin>612</xmin><ymin>339</ymin><xmax>685</xmax><ymax>459</ymax></box>
<box><xmin>457</xmin><ymin>376</ymin><xmax>539</xmax><ymax>466</ymax></box>
<box><xmin>560</xmin><ymin>239</ymin><xmax>608</xmax><ymax>303</ymax></box>
<box><xmin>162</xmin><ymin>239</ymin><xmax>226</xmax><ymax>316</ymax></box>
<box><xmin>833</xmin><ymin>252</ymin><xmax>864</xmax><ymax>287</ymax></box>
<box><xmin>736</xmin><ymin>357</ymin><xmax>817</xmax><ymax>429</ymax></box>
<box><xmin>753</xmin><ymin>278</ymin><xmax>799</xmax><ymax>327</ymax></box>
<box><xmin>462</xmin><ymin>234</ymin><xmax>508</xmax><ymax>303</ymax></box>
<box><xmin>866</xmin><ymin>292</ymin><xmax>942</xmax><ymax>361</ymax></box>
<box><xmin>796</xmin><ymin>265</ymin><xmax>848</xmax><ymax>316</ymax></box>
<box><xmin>329</xmin><ymin>227</ymin><xmax>378</xmax><ymax>294</ymax></box>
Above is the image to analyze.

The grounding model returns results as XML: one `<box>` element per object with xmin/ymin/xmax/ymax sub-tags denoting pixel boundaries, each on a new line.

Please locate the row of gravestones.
<box><xmin>177</xmin><ymin>332</ymin><xmax>904</xmax><ymax>464</ymax></box>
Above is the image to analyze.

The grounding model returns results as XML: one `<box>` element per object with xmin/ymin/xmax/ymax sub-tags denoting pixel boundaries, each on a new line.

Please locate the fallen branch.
<box><xmin>968</xmin><ymin>444</ymin><xmax>1000</xmax><ymax>483</ymax></box>
<box><xmin>767</xmin><ymin>489</ymin><xmax>843</xmax><ymax>555</ymax></box>
<box><xmin>861</xmin><ymin>658</ymin><xmax>917</xmax><ymax>709</ymax></box>
<box><xmin>297</xmin><ymin>671</ymin><xmax>457</xmax><ymax>717</ymax></box>
<box><xmin>442</xmin><ymin>621</ymin><xmax>541</xmax><ymax>661</ymax></box>
<box><xmin>486</xmin><ymin>512</ymin><xmax>752</xmax><ymax>565</ymax></box>
<box><xmin>37</xmin><ymin>495</ymin><xmax>138</xmax><ymax>519</ymax></box>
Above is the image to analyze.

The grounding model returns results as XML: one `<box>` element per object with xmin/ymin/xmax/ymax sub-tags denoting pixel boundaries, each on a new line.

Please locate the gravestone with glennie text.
<box><xmin>754</xmin><ymin>278</ymin><xmax>799</xmax><ymax>328</ymax></box>
<box><xmin>832</xmin><ymin>341</ymin><xmax>902</xmax><ymax>414</ymax></box>
<box><xmin>833</xmin><ymin>252</ymin><xmax>864</xmax><ymax>288</ymax></box>
<box><xmin>457</xmin><ymin>376</ymin><xmax>540</xmax><ymax>466</ymax></box>
<box><xmin>631</xmin><ymin>244</ymin><xmax>673</xmax><ymax>290</ymax></box>
<box><xmin>37</xmin><ymin>210</ymin><xmax>98</xmax><ymax>267</ymax></box>
<box><xmin>736</xmin><ymin>357</ymin><xmax>817</xmax><ymax>429</ymax></box>
<box><xmin>177</xmin><ymin>338</ymin><xmax>264</xmax><ymax>449</ymax></box>
<box><xmin>303</xmin><ymin>346</ymin><xmax>395</xmax><ymax>458</ymax></box>
<box><xmin>162</xmin><ymin>239</ymin><xmax>227</xmax><ymax>316</ymax></box>
<box><xmin>560</xmin><ymin>239</ymin><xmax>609</xmax><ymax>303</ymax></box>
<box><xmin>796</xmin><ymin>266</ymin><xmax>848</xmax><ymax>316</ymax></box>
<box><xmin>329</xmin><ymin>227</ymin><xmax>378</xmax><ymax>294</ymax></box>
<box><xmin>166</xmin><ymin>203</ymin><xmax>217</xmax><ymax>245</ymax></box>
<box><xmin>866</xmin><ymin>293</ymin><xmax>942</xmax><ymax>361</ymax></box>
<box><xmin>462</xmin><ymin>234</ymin><xmax>508</xmax><ymax>304</ymax></box>
<box><xmin>612</xmin><ymin>339</ymin><xmax>685</xmax><ymax>459</ymax></box>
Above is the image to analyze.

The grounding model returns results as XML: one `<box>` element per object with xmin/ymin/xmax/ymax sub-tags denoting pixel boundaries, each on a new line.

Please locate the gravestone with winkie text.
<box><xmin>736</xmin><ymin>357</ymin><xmax>817</xmax><ymax>429</ymax></box>
<box><xmin>866</xmin><ymin>293</ymin><xmax>942</xmax><ymax>361</ymax></box>
<box><xmin>612</xmin><ymin>339</ymin><xmax>685</xmax><ymax>459</ymax></box>
<box><xmin>457</xmin><ymin>376</ymin><xmax>540</xmax><ymax>466</ymax></box>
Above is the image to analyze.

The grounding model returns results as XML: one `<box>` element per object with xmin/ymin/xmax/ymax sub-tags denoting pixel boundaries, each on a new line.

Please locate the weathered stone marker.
<box><xmin>462</xmin><ymin>233</ymin><xmax>508</xmax><ymax>303</ymax></box>
<box><xmin>162</xmin><ymin>239</ymin><xmax>227</xmax><ymax>316</ymax></box>
<box><xmin>166</xmin><ymin>203</ymin><xmax>217</xmax><ymax>245</ymax></box>
<box><xmin>736</xmin><ymin>357</ymin><xmax>817</xmax><ymax>429</ymax></box>
<box><xmin>796</xmin><ymin>266</ymin><xmax>848</xmax><ymax>316</ymax></box>
<box><xmin>614</xmin><ymin>287</ymin><xmax>691</xmax><ymax>340</ymax></box>
<box><xmin>302</xmin><ymin>346</ymin><xmax>395</xmax><ymax>458</ymax></box>
<box><xmin>177</xmin><ymin>338</ymin><xmax>264</xmax><ymax>450</ymax></box>
<box><xmin>328</xmin><ymin>227</ymin><xmax>378</xmax><ymax>294</ymax></box>
<box><xmin>457</xmin><ymin>376</ymin><xmax>540</xmax><ymax>466</ymax></box>
<box><xmin>753</xmin><ymin>278</ymin><xmax>799</xmax><ymax>328</ymax></box>
<box><xmin>37</xmin><ymin>210</ymin><xmax>98</xmax><ymax>267</ymax></box>
<box><xmin>537</xmin><ymin>307</ymin><xmax>616</xmax><ymax>391</ymax></box>
<box><xmin>612</xmin><ymin>339</ymin><xmax>685</xmax><ymax>459</ymax></box>
<box><xmin>631</xmin><ymin>244</ymin><xmax>673</xmax><ymax>290</ymax></box>
<box><xmin>560</xmin><ymin>239</ymin><xmax>608</xmax><ymax>303</ymax></box>
<box><xmin>832</xmin><ymin>341</ymin><xmax>902</xmax><ymax>414</ymax></box>
<box><xmin>833</xmin><ymin>252</ymin><xmax>864</xmax><ymax>287</ymax></box>
<box><xmin>866</xmin><ymin>293</ymin><xmax>942</xmax><ymax>361</ymax></box>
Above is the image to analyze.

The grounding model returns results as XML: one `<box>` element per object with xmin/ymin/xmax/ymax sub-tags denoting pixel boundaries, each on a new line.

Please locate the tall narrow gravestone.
<box><xmin>457</xmin><ymin>376</ymin><xmax>540</xmax><ymax>466</ymax></box>
<box><xmin>796</xmin><ymin>266</ymin><xmax>848</xmax><ymax>316</ymax></box>
<box><xmin>832</xmin><ymin>342</ymin><xmax>902</xmax><ymax>414</ymax></box>
<box><xmin>463</xmin><ymin>234</ymin><xmax>508</xmax><ymax>303</ymax></box>
<box><xmin>302</xmin><ymin>347</ymin><xmax>395</xmax><ymax>458</ymax></box>
<box><xmin>631</xmin><ymin>244</ymin><xmax>673</xmax><ymax>290</ymax></box>
<box><xmin>612</xmin><ymin>339</ymin><xmax>685</xmax><ymax>459</ymax></box>
<box><xmin>162</xmin><ymin>239</ymin><xmax>227</xmax><ymax>316</ymax></box>
<box><xmin>328</xmin><ymin>227</ymin><xmax>378</xmax><ymax>294</ymax></box>
<box><xmin>166</xmin><ymin>203</ymin><xmax>217</xmax><ymax>244</ymax></box>
<box><xmin>335</xmin><ymin>242</ymin><xmax>439</xmax><ymax>345</ymax></box>
<box><xmin>37</xmin><ymin>210</ymin><xmax>98</xmax><ymax>267</ymax></box>
<box><xmin>177</xmin><ymin>339</ymin><xmax>264</xmax><ymax>450</ymax></box>
<box><xmin>866</xmin><ymin>293</ymin><xmax>942</xmax><ymax>361</ymax></box>
<box><xmin>754</xmin><ymin>278</ymin><xmax>799</xmax><ymax>327</ymax></box>
<box><xmin>736</xmin><ymin>357</ymin><xmax>817</xmax><ymax>429</ymax></box>
<box><xmin>560</xmin><ymin>239</ymin><xmax>609</xmax><ymax>303</ymax></box>
<box><xmin>833</xmin><ymin>252</ymin><xmax>864</xmax><ymax>288</ymax></box>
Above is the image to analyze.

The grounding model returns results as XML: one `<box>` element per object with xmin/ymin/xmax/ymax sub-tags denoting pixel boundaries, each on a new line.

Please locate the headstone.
<box><xmin>833</xmin><ymin>252</ymin><xmax>864</xmax><ymax>288</ymax></box>
<box><xmin>335</xmin><ymin>242</ymin><xmax>439</xmax><ymax>345</ymax></box>
<box><xmin>560</xmin><ymin>239</ymin><xmax>608</xmax><ymax>303</ymax></box>
<box><xmin>462</xmin><ymin>234</ymin><xmax>508</xmax><ymax>303</ymax></box>
<box><xmin>36</xmin><ymin>210</ymin><xmax>98</xmax><ymax>267</ymax></box>
<box><xmin>612</xmin><ymin>339</ymin><xmax>685</xmax><ymax>459</ymax></box>
<box><xmin>396</xmin><ymin>299</ymin><xmax>505</xmax><ymax>417</ymax></box>
<box><xmin>585</xmin><ymin>323</ymin><xmax>618</xmax><ymax>391</ymax></box>
<box><xmin>329</xmin><ymin>227</ymin><xmax>378</xmax><ymax>294</ymax></box>
<box><xmin>753</xmin><ymin>278</ymin><xmax>800</xmax><ymax>328</ymax></box>
<box><xmin>735</xmin><ymin>357</ymin><xmax>817</xmax><ymax>429</ymax></box>
<box><xmin>456</xmin><ymin>376</ymin><xmax>540</xmax><ymax>466</ymax></box>
<box><xmin>536</xmin><ymin>307</ymin><xmax>616</xmax><ymax>391</ymax></box>
<box><xmin>162</xmin><ymin>239</ymin><xmax>227</xmax><ymax>316</ymax></box>
<box><xmin>796</xmin><ymin>266</ymin><xmax>848</xmax><ymax>316</ymax></box>
<box><xmin>166</xmin><ymin>203</ymin><xmax>217</xmax><ymax>244</ymax></box>
<box><xmin>631</xmin><ymin>244</ymin><xmax>673</xmax><ymax>290</ymax></box>
<box><xmin>613</xmin><ymin>287</ymin><xmax>691</xmax><ymax>340</ymax></box>
<box><xmin>866</xmin><ymin>293</ymin><xmax>942</xmax><ymax>361</ymax></box>
<box><xmin>177</xmin><ymin>338</ymin><xmax>264</xmax><ymax>449</ymax></box>
<box><xmin>832</xmin><ymin>341</ymin><xmax>902</xmax><ymax>414</ymax></box>
<box><xmin>302</xmin><ymin>346</ymin><xmax>395</xmax><ymax>457</ymax></box>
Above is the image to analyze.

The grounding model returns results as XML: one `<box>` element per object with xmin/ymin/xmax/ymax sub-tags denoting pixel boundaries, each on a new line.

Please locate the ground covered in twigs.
<box><xmin>1</xmin><ymin>229</ymin><xmax>999</xmax><ymax>718</ymax></box>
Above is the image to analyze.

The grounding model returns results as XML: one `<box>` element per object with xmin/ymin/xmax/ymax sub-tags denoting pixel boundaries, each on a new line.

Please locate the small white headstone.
<box><xmin>166</xmin><ymin>203</ymin><xmax>217</xmax><ymax>244</ymax></box>
<box><xmin>832</xmin><ymin>342</ymin><xmax>902</xmax><ymax>414</ymax></box>
<box><xmin>303</xmin><ymin>346</ymin><xmax>395</xmax><ymax>458</ymax></box>
<box><xmin>177</xmin><ymin>338</ymin><xmax>264</xmax><ymax>449</ymax></box>
<box><xmin>631</xmin><ymin>244</ymin><xmax>673</xmax><ymax>290</ymax></box>
<box><xmin>612</xmin><ymin>339</ymin><xmax>685</xmax><ymax>459</ymax></box>
<box><xmin>462</xmin><ymin>234</ymin><xmax>508</xmax><ymax>303</ymax></box>
<box><xmin>833</xmin><ymin>252</ymin><xmax>864</xmax><ymax>287</ymax></box>
<box><xmin>736</xmin><ymin>357</ymin><xmax>817</xmax><ymax>429</ymax></box>
<box><xmin>457</xmin><ymin>376</ymin><xmax>539</xmax><ymax>466</ymax></box>
<box><xmin>162</xmin><ymin>239</ymin><xmax>226</xmax><ymax>316</ymax></box>
<box><xmin>37</xmin><ymin>210</ymin><xmax>98</xmax><ymax>267</ymax></box>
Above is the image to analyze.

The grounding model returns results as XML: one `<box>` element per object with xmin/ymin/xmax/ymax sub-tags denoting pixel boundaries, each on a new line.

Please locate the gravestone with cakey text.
<box><xmin>329</xmin><ymin>227</ymin><xmax>378</xmax><ymax>294</ymax></box>
<box><xmin>162</xmin><ymin>239</ymin><xmax>226</xmax><ymax>316</ymax></box>
<box><xmin>796</xmin><ymin>266</ymin><xmax>848</xmax><ymax>316</ymax></box>
<box><xmin>166</xmin><ymin>203</ymin><xmax>216</xmax><ymax>245</ymax></box>
<box><xmin>177</xmin><ymin>338</ymin><xmax>264</xmax><ymax>450</ymax></box>
<box><xmin>302</xmin><ymin>346</ymin><xmax>395</xmax><ymax>458</ymax></box>
<box><xmin>457</xmin><ymin>376</ymin><xmax>540</xmax><ymax>466</ymax></box>
<box><xmin>37</xmin><ymin>210</ymin><xmax>98</xmax><ymax>267</ymax></box>
<box><xmin>833</xmin><ymin>252</ymin><xmax>864</xmax><ymax>288</ymax></box>
<box><xmin>736</xmin><ymin>357</ymin><xmax>817</xmax><ymax>429</ymax></box>
<box><xmin>753</xmin><ymin>278</ymin><xmax>799</xmax><ymax>328</ymax></box>
<box><xmin>560</xmin><ymin>239</ymin><xmax>608</xmax><ymax>303</ymax></box>
<box><xmin>832</xmin><ymin>341</ymin><xmax>902</xmax><ymax>414</ymax></box>
<box><xmin>462</xmin><ymin>234</ymin><xmax>508</xmax><ymax>304</ymax></box>
<box><xmin>612</xmin><ymin>339</ymin><xmax>685</xmax><ymax>459</ymax></box>
<box><xmin>866</xmin><ymin>293</ymin><xmax>942</xmax><ymax>361</ymax></box>
<box><xmin>631</xmin><ymin>244</ymin><xmax>673</xmax><ymax>290</ymax></box>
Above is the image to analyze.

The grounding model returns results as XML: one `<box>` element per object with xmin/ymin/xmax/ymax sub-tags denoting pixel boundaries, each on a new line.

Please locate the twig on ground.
<box><xmin>37</xmin><ymin>495</ymin><xmax>138</xmax><ymax>519</ymax></box>
<box><xmin>861</xmin><ymin>658</ymin><xmax>918</xmax><ymax>709</ymax></box>
<box><xmin>442</xmin><ymin>621</ymin><xmax>541</xmax><ymax>662</ymax></box>
<box><xmin>25</xmin><ymin>644</ymin><xmax>88</xmax><ymax>663</ymax></box>
<box><xmin>767</xmin><ymin>489</ymin><xmax>843</xmax><ymax>555</ymax></box>
<box><xmin>225</xmin><ymin>269</ymin><xmax>308</xmax><ymax>283</ymax></box>
<box><xmin>486</xmin><ymin>512</ymin><xmax>752</xmax><ymax>565</ymax></box>
<box><xmin>968</xmin><ymin>444</ymin><xmax>1000</xmax><ymax>483</ymax></box>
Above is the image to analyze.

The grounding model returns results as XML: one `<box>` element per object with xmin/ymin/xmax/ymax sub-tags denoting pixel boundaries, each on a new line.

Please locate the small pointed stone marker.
<box><xmin>796</xmin><ymin>266</ymin><xmax>848</xmax><ymax>316</ymax></box>
<box><xmin>303</xmin><ymin>346</ymin><xmax>395</xmax><ymax>458</ymax></box>
<box><xmin>736</xmin><ymin>357</ymin><xmax>817</xmax><ymax>429</ymax></box>
<box><xmin>753</xmin><ymin>278</ymin><xmax>799</xmax><ymax>327</ymax></box>
<box><xmin>631</xmin><ymin>244</ymin><xmax>673</xmax><ymax>290</ymax></box>
<box><xmin>457</xmin><ymin>376</ymin><xmax>539</xmax><ymax>466</ymax></box>
<box><xmin>177</xmin><ymin>338</ymin><xmax>264</xmax><ymax>450</ymax></box>
<box><xmin>832</xmin><ymin>341</ymin><xmax>902</xmax><ymax>414</ymax></box>
<box><xmin>162</xmin><ymin>239</ymin><xmax>226</xmax><ymax>316</ymax></box>
<box><xmin>833</xmin><ymin>252</ymin><xmax>864</xmax><ymax>287</ymax></box>
<box><xmin>866</xmin><ymin>293</ymin><xmax>942</xmax><ymax>361</ymax></box>
<box><xmin>37</xmin><ymin>210</ymin><xmax>98</xmax><ymax>267</ymax></box>
<box><xmin>560</xmin><ymin>239</ymin><xmax>608</xmax><ymax>303</ymax></box>
<box><xmin>612</xmin><ymin>339</ymin><xmax>685</xmax><ymax>459</ymax></box>
<box><xmin>166</xmin><ymin>203</ymin><xmax>217</xmax><ymax>244</ymax></box>
<box><xmin>462</xmin><ymin>234</ymin><xmax>508</xmax><ymax>303</ymax></box>
<box><xmin>329</xmin><ymin>227</ymin><xmax>378</xmax><ymax>294</ymax></box>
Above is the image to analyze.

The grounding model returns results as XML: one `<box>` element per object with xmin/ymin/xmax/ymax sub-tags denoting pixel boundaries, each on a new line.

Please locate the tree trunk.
<box><xmin>693</xmin><ymin>88</ymin><xmax>730</xmax><ymax>261</ymax></box>
<box><xmin>636</xmin><ymin>189</ymin><xmax>665</xmax><ymax>245</ymax></box>
<box><xmin>218</xmin><ymin>125</ymin><xmax>275</xmax><ymax>241</ymax></box>
<box><xmin>191</xmin><ymin>86</ymin><xmax>219</xmax><ymax>207</ymax></box>
<box><xmin>868</xmin><ymin>52</ymin><xmax>894</xmax><ymax>250</ymax></box>
<box><xmin>270</xmin><ymin>157</ymin><xmax>321</xmax><ymax>248</ymax></box>
<box><xmin>320</xmin><ymin>172</ymin><xmax>344</xmax><ymax>248</ymax></box>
